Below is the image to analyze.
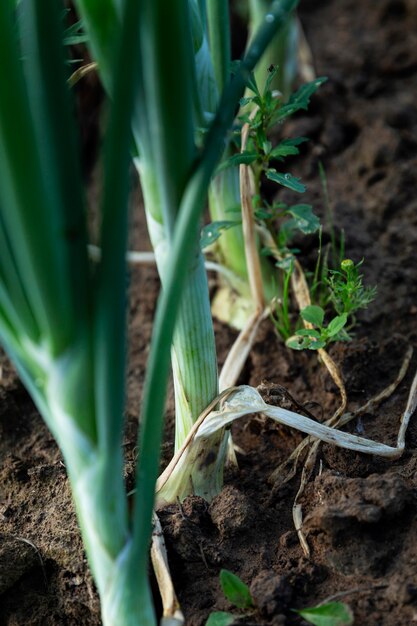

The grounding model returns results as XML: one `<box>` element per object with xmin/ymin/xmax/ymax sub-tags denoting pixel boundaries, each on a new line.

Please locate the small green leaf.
<box><xmin>270</xmin><ymin>145</ymin><xmax>299</xmax><ymax>159</ymax></box>
<box><xmin>270</xmin><ymin>137</ymin><xmax>309</xmax><ymax>159</ymax></box>
<box><xmin>220</xmin><ymin>570</ymin><xmax>253</xmax><ymax>609</ymax></box>
<box><xmin>295</xmin><ymin>601</ymin><xmax>354</xmax><ymax>626</ymax></box>
<box><xmin>239</xmin><ymin>96</ymin><xmax>254</xmax><ymax>107</ymax></box>
<box><xmin>275</xmin><ymin>257</ymin><xmax>294</xmax><ymax>272</ymax></box>
<box><xmin>326</xmin><ymin>314</ymin><xmax>348</xmax><ymax>337</ymax></box>
<box><xmin>286</xmin><ymin>335</ymin><xmax>310</xmax><ymax>350</ymax></box>
<box><xmin>295</xmin><ymin>328</ymin><xmax>321</xmax><ymax>338</ymax></box>
<box><xmin>272</xmin><ymin>77</ymin><xmax>327</xmax><ymax>124</ymax></box>
<box><xmin>215</xmin><ymin>151</ymin><xmax>258</xmax><ymax>174</ymax></box>
<box><xmin>255</xmin><ymin>209</ymin><xmax>272</xmax><ymax>220</ymax></box>
<box><xmin>266</xmin><ymin>169</ymin><xmax>306</xmax><ymax>193</ymax></box>
<box><xmin>206</xmin><ymin>612</ymin><xmax>236</xmax><ymax>626</ymax></box>
<box><xmin>262</xmin><ymin>140</ymin><xmax>272</xmax><ymax>155</ymax></box>
<box><xmin>201</xmin><ymin>221</ymin><xmax>240</xmax><ymax>249</ymax></box>
<box><xmin>300</xmin><ymin>305</ymin><xmax>324</xmax><ymax>327</ymax></box>
<box><xmin>287</xmin><ymin>204</ymin><xmax>320</xmax><ymax>234</ymax></box>
<box><xmin>308</xmin><ymin>339</ymin><xmax>326</xmax><ymax>350</ymax></box>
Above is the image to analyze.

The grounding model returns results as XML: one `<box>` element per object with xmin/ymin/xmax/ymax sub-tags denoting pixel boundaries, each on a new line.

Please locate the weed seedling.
<box><xmin>287</xmin><ymin>257</ymin><xmax>377</xmax><ymax>350</ymax></box>
<box><xmin>206</xmin><ymin>570</ymin><xmax>353</xmax><ymax>626</ymax></box>
<box><xmin>294</xmin><ymin>601</ymin><xmax>354</xmax><ymax>626</ymax></box>
<box><xmin>286</xmin><ymin>257</ymin><xmax>376</xmax><ymax>351</ymax></box>
<box><xmin>328</xmin><ymin>258</ymin><xmax>377</xmax><ymax>318</ymax></box>
<box><xmin>206</xmin><ymin>569</ymin><xmax>254</xmax><ymax>625</ymax></box>
<box><xmin>286</xmin><ymin>304</ymin><xmax>348</xmax><ymax>350</ymax></box>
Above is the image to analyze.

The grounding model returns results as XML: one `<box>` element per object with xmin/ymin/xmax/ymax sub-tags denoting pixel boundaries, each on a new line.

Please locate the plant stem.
<box><xmin>208</xmin><ymin>166</ymin><xmax>250</xmax><ymax>285</ymax></box>
<box><xmin>138</xmin><ymin>164</ymin><xmax>220</xmax><ymax>457</ymax></box>
<box><xmin>206</xmin><ymin>0</ymin><xmax>231</xmax><ymax>93</ymax></box>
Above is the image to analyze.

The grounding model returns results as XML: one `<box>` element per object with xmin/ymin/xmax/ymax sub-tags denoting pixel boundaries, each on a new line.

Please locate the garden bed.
<box><xmin>1</xmin><ymin>0</ymin><xmax>417</xmax><ymax>624</ymax></box>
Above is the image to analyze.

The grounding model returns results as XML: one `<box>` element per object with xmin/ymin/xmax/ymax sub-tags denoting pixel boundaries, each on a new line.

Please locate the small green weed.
<box><xmin>206</xmin><ymin>67</ymin><xmax>376</xmax><ymax>352</ymax></box>
<box><xmin>286</xmin><ymin>304</ymin><xmax>348</xmax><ymax>351</ymax></box>
<box><xmin>328</xmin><ymin>258</ymin><xmax>377</xmax><ymax>318</ymax></box>
<box><xmin>205</xmin><ymin>569</ymin><xmax>253</xmax><ymax>625</ymax></box>
<box><xmin>294</xmin><ymin>601</ymin><xmax>354</xmax><ymax>626</ymax></box>
<box><xmin>286</xmin><ymin>259</ymin><xmax>377</xmax><ymax>351</ymax></box>
<box><xmin>206</xmin><ymin>66</ymin><xmax>324</xmax><ymax>258</ymax></box>
<box><xmin>206</xmin><ymin>570</ymin><xmax>353</xmax><ymax>626</ymax></box>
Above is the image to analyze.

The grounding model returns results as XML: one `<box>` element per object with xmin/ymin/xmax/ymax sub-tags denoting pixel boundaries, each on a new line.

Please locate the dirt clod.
<box><xmin>209</xmin><ymin>486</ymin><xmax>255</xmax><ymax>538</ymax></box>
<box><xmin>250</xmin><ymin>570</ymin><xmax>293</xmax><ymax>617</ymax></box>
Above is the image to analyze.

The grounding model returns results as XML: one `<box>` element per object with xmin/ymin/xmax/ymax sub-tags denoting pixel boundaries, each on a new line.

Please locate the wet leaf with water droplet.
<box><xmin>266</xmin><ymin>169</ymin><xmax>306</xmax><ymax>193</ymax></box>
<box><xmin>200</xmin><ymin>220</ymin><xmax>240</xmax><ymax>249</ymax></box>
<box><xmin>286</xmin><ymin>204</ymin><xmax>320</xmax><ymax>234</ymax></box>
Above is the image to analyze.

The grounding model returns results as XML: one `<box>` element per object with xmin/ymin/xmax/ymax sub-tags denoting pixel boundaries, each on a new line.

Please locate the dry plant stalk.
<box><xmin>240</xmin><ymin>109</ymin><xmax>265</xmax><ymax>313</ymax></box>
<box><xmin>68</xmin><ymin>61</ymin><xmax>98</xmax><ymax>87</ymax></box>
<box><xmin>155</xmin><ymin>369</ymin><xmax>417</xmax><ymax>512</ymax></box>
<box><xmin>151</xmin><ymin>513</ymin><xmax>184</xmax><ymax>625</ymax></box>
<box><xmin>278</xmin><ymin>347</ymin><xmax>414</xmax><ymax>555</ymax></box>
<box><xmin>219</xmin><ymin>107</ymin><xmax>267</xmax><ymax>391</ymax></box>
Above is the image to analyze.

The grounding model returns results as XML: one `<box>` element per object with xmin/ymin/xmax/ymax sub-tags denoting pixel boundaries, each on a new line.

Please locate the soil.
<box><xmin>1</xmin><ymin>0</ymin><xmax>417</xmax><ymax>624</ymax></box>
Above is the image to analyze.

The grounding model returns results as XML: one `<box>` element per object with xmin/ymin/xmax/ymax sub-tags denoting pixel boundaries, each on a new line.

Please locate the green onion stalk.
<box><xmin>204</xmin><ymin>0</ymin><xmax>294</xmax><ymax>328</ymax></box>
<box><xmin>0</xmin><ymin>0</ymin><xmax>299</xmax><ymax>622</ymax></box>
<box><xmin>249</xmin><ymin>0</ymin><xmax>299</xmax><ymax>100</ymax></box>
<box><xmin>131</xmin><ymin>1</ymin><xmax>219</xmax><ymax>467</ymax></box>
<box><xmin>0</xmin><ymin>1</ymin><xmax>156</xmax><ymax>624</ymax></box>
<box><xmin>205</xmin><ymin>0</ymin><xmax>255</xmax><ymax>321</ymax></box>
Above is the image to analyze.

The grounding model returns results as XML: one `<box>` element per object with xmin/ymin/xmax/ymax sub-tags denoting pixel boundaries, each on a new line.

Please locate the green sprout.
<box><xmin>220</xmin><ymin>569</ymin><xmax>254</xmax><ymax>610</ymax></box>
<box><xmin>207</xmin><ymin>571</ymin><xmax>354</xmax><ymax>626</ymax></box>
<box><xmin>286</xmin><ymin>259</ymin><xmax>377</xmax><ymax>351</ymax></box>
<box><xmin>328</xmin><ymin>258</ymin><xmax>377</xmax><ymax>318</ymax></box>
<box><xmin>286</xmin><ymin>305</ymin><xmax>348</xmax><ymax>351</ymax></box>
<box><xmin>206</xmin><ymin>569</ymin><xmax>254</xmax><ymax>626</ymax></box>
<box><xmin>271</xmin><ymin>257</ymin><xmax>293</xmax><ymax>340</ymax></box>
<box><xmin>294</xmin><ymin>601</ymin><xmax>354</xmax><ymax>626</ymax></box>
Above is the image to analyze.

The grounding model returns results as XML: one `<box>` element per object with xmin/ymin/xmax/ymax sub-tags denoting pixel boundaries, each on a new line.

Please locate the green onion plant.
<box><xmin>0</xmin><ymin>1</ymin><xmax>151</xmax><ymax>623</ymax></box>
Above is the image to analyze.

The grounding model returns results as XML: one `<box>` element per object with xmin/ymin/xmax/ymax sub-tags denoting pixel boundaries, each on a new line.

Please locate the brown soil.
<box><xmin>1</xmin><ymin>0</ymin><xmax>417</xmax><ymax>624</ymax></box>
